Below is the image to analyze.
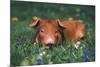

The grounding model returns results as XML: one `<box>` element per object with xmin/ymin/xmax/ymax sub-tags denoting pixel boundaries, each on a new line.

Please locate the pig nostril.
<box><xmin>46</xmin><ymin>43</ymin><xmax>54</xmax><ymax>47</ymax></box>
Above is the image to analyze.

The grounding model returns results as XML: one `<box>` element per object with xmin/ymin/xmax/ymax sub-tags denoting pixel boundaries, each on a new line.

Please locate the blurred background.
<box><xmin>11</xmin><ymin>1</ymin><xmax>95</xmax><ymax>66</ymax></box>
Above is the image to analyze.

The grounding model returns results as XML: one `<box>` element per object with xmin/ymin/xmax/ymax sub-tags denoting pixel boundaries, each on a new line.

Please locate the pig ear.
<box><xmin>57</xmin><ymin>19</ymin><xmax>66</xmax><ymax>29</ymax></box>
<box><xmin>30</xmin><ymin>19</ymin><xmax>40</xmax><ymax>28</ymax></box>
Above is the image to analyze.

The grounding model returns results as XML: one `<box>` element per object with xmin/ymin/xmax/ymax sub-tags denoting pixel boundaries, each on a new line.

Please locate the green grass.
<box><xmin>11</xmin><ymin>1</ymin><xmax>95</xmax><ymax>66</ymax></box>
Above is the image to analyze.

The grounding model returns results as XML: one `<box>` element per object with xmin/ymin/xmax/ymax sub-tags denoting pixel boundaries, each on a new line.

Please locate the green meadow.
<box><xmin>11</xmin><ymin>1</ymin><xmax>95</xmax><ymax>66</ymax></box>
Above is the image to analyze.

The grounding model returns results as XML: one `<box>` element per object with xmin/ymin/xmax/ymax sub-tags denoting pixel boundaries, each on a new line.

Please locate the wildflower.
<box><xmin>39</xmin><ymin>53</ymin><xmax>43</xmax><ymax>56</ymax></box>
<box><xmin>36</xmin><ymin>58</ymin><xmax>43</xmax><ymax>65</ymax></box>
<box><xmin>32</xmin><ymin>16</ymin><xmax>40</xmax><ymax>20</ymax></box>
<box><xmin>39</xmin><ymin>51</ymin><xmax>46</xmax><ymax>56</ymax></box>
<box><xmin>42</xmin><ymin>51</ymin><xmax>46</xmax><ymax>55</ymax></box>
<box><xmin>87</xmin><ymin>48</ymin><xmax>95</xmax><ymax>56</ymax></box>
<box><xmin>82</xmin><ymin>53</ymin><xmax>89</xmax><ymax>62</ymax></box>
<box><xmin>82</xmin><ymin>48</ymin><xmax>95</xmax><ymax>62</ymax></box>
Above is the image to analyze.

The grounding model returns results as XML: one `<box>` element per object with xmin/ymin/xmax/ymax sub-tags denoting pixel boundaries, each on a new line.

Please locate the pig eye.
<box><xmin>55</xmin><ymin>30</ymin><xmax>58</xmax><ymax>33</ymax></box>
<box><xmin>40</xmin><ymin>29</ymin><xmax>44</xmax><ymax>33</ymax></box>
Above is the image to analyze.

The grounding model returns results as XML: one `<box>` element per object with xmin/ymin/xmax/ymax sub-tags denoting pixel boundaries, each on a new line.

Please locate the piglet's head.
<box><xmin>30</xmin><ymin>19</ymin><xmax>65</xmax><ymax>47</ymax></box>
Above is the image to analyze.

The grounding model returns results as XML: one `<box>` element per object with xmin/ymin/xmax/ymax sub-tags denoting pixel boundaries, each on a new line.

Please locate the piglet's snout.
<box><xmin>45</xmin><ymin>37</ymin><xmax>55</xmax><ymax>46</ymax></box>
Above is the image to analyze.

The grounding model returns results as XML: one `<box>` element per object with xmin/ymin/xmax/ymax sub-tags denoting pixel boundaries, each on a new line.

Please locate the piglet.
<box><xmin>30</xmin><ymin>19</ymin><xmax>65</xmax><ymax>47</ymax></box>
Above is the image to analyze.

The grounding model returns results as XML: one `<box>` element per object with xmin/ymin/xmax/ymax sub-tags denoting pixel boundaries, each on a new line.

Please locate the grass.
<box><xmin>11</xmin><ymin>1</ymin><xmax>95</xmax><ymax>66</ymax></box>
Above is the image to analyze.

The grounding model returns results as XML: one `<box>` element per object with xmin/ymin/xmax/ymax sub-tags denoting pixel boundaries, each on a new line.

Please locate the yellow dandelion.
<box><xmin>68</xmin><ymin>17</ymin><xmax>73</xmax><ymax>21</ymax></box>
<box><xmin>32</xmin><ymin>16</ymin><xmax>40</xmax><ymax>20</ymax></box>
<box><xmin>12</xmin><ymin>16</ymin><xmax>18</xmax><ymax>22</ymax></box>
